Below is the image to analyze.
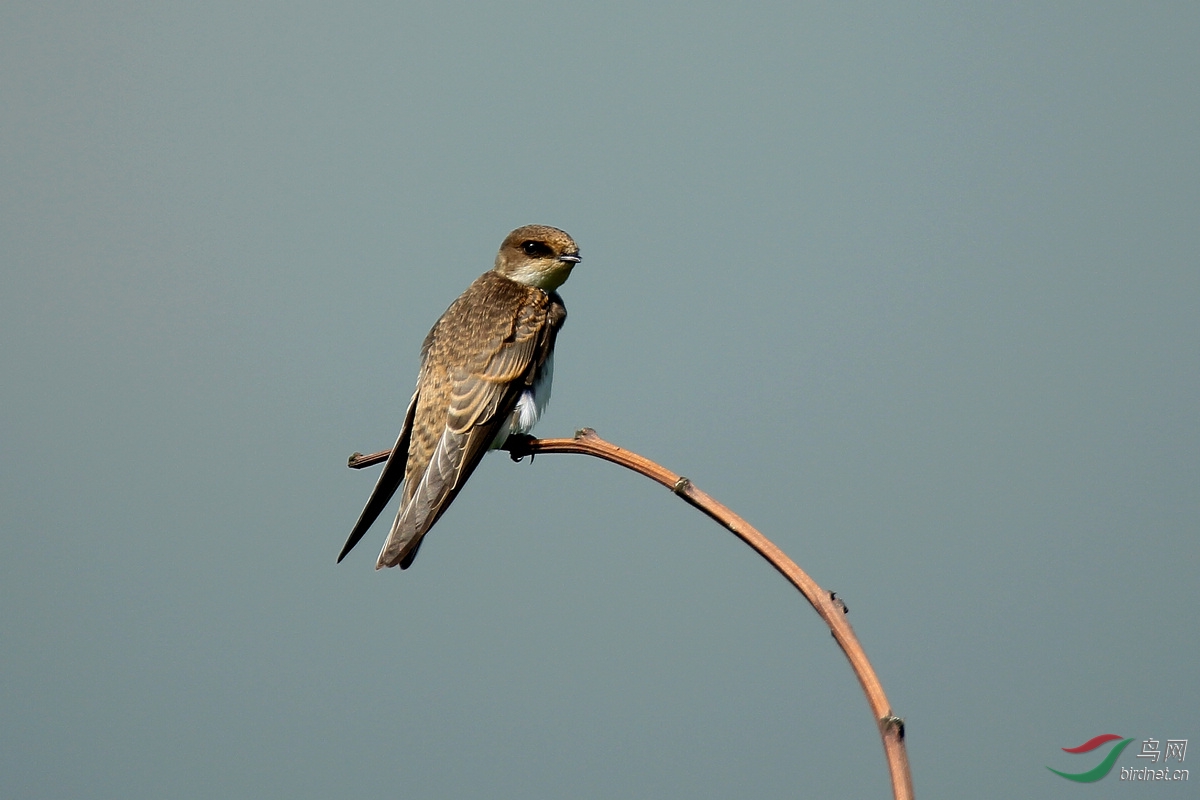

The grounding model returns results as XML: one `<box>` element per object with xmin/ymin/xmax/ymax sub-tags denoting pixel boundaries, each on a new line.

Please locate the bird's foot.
<box><xmin>503</xmin><ymin>434</ymin><xmax>537</xmax><ymax>462</ymax></box>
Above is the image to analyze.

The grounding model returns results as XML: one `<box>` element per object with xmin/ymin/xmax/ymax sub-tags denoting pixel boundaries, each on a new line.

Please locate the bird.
<box><xmin>338</xmin><ymin>224</ymin><xmax>581</xmax><ymax>569</ymax></box>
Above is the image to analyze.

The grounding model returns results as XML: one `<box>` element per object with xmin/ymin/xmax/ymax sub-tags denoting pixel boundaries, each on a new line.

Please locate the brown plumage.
<box><xmin>339</xmin><ymin>225</ymin><xmax>580</xmax><ymax>569</ymax></box>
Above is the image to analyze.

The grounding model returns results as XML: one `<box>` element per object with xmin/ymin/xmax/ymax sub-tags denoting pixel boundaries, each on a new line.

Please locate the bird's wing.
<box><xmin>375</xmin><ymin>294</ymin><xmax>555</xmax><ymax>569</ymax></box>
<box><xmin>336</xmin><ymin>389</ymin><xmax>418</xmax><ymax>563</ymax></box>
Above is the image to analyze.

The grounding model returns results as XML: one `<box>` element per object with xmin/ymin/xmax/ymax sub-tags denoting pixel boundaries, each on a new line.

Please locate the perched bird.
<box><xmin>338</xmin><ymin>225</ymin><xmax>581</xmax><ymax>569</ymax></box>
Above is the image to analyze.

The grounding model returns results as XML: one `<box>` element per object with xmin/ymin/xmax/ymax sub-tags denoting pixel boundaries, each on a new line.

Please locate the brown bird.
<box><xmin>338</xmin><ymin>225</ymin><xmax>581</xmax><ymax>569</ymax></box>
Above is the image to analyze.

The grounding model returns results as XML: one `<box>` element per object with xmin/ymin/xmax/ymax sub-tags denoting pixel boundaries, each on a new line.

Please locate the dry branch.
<box><xmin>348</xmin><ymin>428</ymin><xmax>913</xmax><ymax>799</ymax></box>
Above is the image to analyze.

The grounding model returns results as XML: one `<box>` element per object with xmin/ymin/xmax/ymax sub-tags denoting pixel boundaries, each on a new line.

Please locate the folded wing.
<box><xmin>375</xmin><ymin>285</ymin><xmax>560</xmax><ymax>569</ymax></box>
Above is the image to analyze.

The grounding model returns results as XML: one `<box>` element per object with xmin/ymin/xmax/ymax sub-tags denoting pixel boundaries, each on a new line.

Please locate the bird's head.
<box><xmin>494</xmin><ymin>225</ymin><xmax>581</xmax><ymax>291</ymax></box>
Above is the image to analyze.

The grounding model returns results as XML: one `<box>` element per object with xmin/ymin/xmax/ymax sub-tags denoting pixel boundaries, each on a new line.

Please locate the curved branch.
<box><xmin>348</xmin><ymin>428</ymin><xmax>913</xmax><ymax>799</ymax></box>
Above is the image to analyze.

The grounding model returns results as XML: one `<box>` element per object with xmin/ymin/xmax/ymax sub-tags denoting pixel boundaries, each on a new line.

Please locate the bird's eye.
<box><xmin>522</xmin><ymin>240</ymin><xmax>553</xmax><ymax>258</ymax></box>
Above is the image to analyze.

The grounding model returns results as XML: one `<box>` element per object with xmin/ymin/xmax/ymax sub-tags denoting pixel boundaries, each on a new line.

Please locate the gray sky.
<box><xmin>3</xmin><ymin>2</ymin><xmax>1197</xmax><ymax>798</ymax></box>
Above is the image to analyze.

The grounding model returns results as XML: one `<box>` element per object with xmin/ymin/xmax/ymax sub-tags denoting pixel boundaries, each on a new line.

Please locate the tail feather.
<box><xmin>374</xmin><ymin>415</ymin><xmax>505</xmax><ymax>569</ymax></box>
<box><xmin>337</xmin><ymin>391</ymin><xmax>418</xmax><ymax>563</ymax></box>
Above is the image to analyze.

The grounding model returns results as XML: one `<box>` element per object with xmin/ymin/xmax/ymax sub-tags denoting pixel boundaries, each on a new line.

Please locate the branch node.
<box><xmin>672</xmin><ymin>476</ymin><xmax>691</xmax><ymax>495</ymax></box>
<box><xmin>830</xmin><ymin>591</ymin><xmax>850</xmax><ymax>614</ymax></box>
<box><xmin>574</xmin><ymin>427</ymin><xmax>598</xmax><ymax>441</ymax></box>
<box><xmin>880</xmin><ymin>715</ymin><xmax>906</xmax><ymax>741</ymax></box>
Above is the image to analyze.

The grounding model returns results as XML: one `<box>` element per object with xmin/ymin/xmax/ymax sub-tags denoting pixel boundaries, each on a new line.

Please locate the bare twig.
<box><xmin>348</xmin><ymin>428</ymin><xmax>913</xmax><ymax>799</ymax></box>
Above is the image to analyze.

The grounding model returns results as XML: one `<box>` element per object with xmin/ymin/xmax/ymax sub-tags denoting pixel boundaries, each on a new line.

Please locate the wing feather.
<box><xmin>374</xmin><ymin>277</ymin><xmax>561</xmax><ymax>569</ymax></box>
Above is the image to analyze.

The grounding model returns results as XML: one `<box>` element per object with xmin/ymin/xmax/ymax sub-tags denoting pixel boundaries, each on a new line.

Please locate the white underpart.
<box><xmin>491</xmin><ymin>352</ymin><xmax>553</xmax><ymax>448</ymax></box>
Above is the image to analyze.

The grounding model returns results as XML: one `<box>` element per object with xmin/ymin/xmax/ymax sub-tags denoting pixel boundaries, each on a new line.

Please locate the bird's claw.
<box><xmin>504</xmin><ymin>434</ymin><xmax>537</xmax><ymax>462</ymax></box>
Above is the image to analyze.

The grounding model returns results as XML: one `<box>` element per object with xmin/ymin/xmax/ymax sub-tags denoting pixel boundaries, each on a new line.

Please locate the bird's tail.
<box><xmin>374</xmin><ymin>420</ymin><xmax>499</xmax><ymax>569</ymax></box>
<box><xmin>375</xmin><ymin>426</ymin><xmax>463</xmax><ymax>569</ymax></box>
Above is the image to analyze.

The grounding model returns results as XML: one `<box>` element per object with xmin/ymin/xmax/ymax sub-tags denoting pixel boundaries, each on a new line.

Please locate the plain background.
<box><xmin>3</xmin><ymin>2</ymin><xmax>1197</xmax><ymax>798</ymax></box>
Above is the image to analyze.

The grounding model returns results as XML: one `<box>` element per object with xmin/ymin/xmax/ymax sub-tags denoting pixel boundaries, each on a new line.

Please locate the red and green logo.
<box><xmin>1048</xmin><ymin>734</ymin><xmax>1135</xmax><ymax>782</ymax></box>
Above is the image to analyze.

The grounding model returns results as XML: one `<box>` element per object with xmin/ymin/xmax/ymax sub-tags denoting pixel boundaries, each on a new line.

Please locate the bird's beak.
<box><xmin>559</xmin><ymin>253</ymin><xmax>582</xmax><ymax>264</ymax></box>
